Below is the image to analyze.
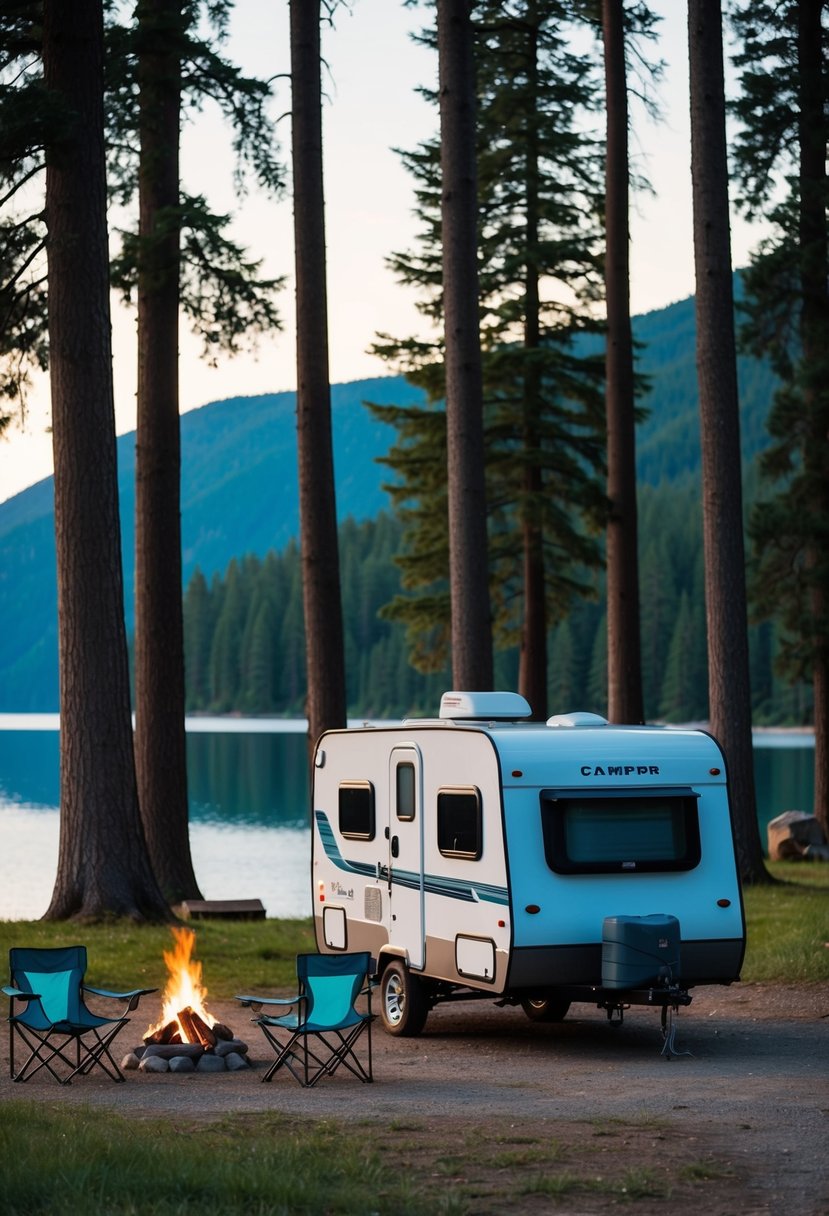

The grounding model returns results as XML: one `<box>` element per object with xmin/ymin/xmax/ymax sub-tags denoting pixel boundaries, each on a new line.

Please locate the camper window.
<box><xmin>396</xmin><ymin>762</ymin><xmax>416</xmax><ymax>821</ymax></box>
<box><xmin>437</xmin><ymin>787</ymin><xmax>482</xmax><ymax>859</ymax></box>
<box><xmin>338</xmin><ymin>781</ymin><xmax>375</xmax><ymax>840</ymax></box>
<box><xmin>540</xmin><ymin>786</ymin><xmax>701</xmax><ymax>875</ymax></box>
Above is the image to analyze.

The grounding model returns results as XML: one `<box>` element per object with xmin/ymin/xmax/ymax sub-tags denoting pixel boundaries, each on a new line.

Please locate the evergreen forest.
<box><xmin>182</xmin><ymin>487</ymin><xmax>810</xmax><ymax>725</ymax></box>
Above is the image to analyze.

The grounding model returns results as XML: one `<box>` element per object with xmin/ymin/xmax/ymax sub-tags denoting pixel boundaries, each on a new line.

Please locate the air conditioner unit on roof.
<box><xmin>439</xmin><ymin>691</ymin><xmax>532</xmax><ymax>720</ymax></box>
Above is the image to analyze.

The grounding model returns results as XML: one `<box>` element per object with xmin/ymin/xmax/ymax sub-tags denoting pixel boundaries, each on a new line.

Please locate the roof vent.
<box><xmin>439</xmin><ymin>691</ymin><xmax>532</xmax><ymax>720</ymax></box>
<box><xmin>546</xmin><ymin>711</ymin><xmax>609</xmax><ymax>728</ymax></box>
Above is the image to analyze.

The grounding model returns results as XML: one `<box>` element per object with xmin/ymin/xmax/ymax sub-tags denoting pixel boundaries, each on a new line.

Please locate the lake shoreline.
<box><xmin>0</xmin><ymin>712</ymin><xmax>817</xmax><ymax>741</ymax></box>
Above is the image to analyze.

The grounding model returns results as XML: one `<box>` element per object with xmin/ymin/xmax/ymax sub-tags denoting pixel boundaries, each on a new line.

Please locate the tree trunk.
<box><xmin>133</xmin><ymin>0</ymin><xmax>201</xmax><ymax>904</ymax></box>
<box><xmin>602</xmin><ymin>0</ymin><xmax>643</xmax><ymax>725</ymax></box>
<box><xmin>437</xmin><ymin>0</ymin><xmax>493</xmax><ymax>691</ymax></box>
<box><xmin>42</xmin><ymin>0</ymin><xmax>170</xmax><ymax>920</ymax></box>
<box><xmin>796</xmin><ymin>0</ymin><xmax>829</xmax><ymax>836</ymax></box>
<box><xmin>688</xmin><ymin>0</ymin><xmax>768</xmax><ymax>883</ymax></box>
<box><xmin>290</xmin><ymin>0</ymin><xmax>347</xmax><ymax>753</ymax></box>
<box><xmin>518</xmin><ymin>4</ymin><xmax>546</xmax><ymax>719</ymax></box>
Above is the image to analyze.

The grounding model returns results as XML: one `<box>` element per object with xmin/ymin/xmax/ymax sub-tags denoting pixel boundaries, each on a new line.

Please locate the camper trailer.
<box><xmin>311</xmin><ymin>692</ymin><xmax>745</xmax><ymax>1046</ymax></box>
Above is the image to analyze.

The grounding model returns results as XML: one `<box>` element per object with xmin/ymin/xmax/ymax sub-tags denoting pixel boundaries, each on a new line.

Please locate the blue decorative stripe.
<box><xmin>314</xmin><ymin>812</ymin><xmax>376</xmax><ymax>879</ymax></box>
<box><xmin>314</xmin><ymin>810</ymin><xmax>509</xmax><ymax>906</ymax></box>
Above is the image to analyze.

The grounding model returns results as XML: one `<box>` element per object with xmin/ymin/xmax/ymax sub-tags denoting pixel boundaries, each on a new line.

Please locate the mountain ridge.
<box><xmin>0</xmin><ymin>291</ymin><xmax>775</xmax><ymax>710</ymax></box>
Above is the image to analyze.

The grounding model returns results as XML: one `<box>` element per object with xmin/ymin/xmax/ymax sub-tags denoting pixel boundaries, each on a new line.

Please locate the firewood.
<box><xmin>177</xmin><ymin>1005</ymin><xmax>217</xmax><ymax>1048</ymax></box>
<box><xmin>144</xmin><ymin>1020</ymin><xmax>181</xmax><ymax>1046</ymax></box>
<box><xmin>189</xmin><ymin>1008</ymin><xmax>218</xmax><ymax>1047</ymax></box>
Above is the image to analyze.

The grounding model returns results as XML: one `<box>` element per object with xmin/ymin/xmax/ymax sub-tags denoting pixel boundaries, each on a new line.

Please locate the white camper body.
<box><xmin>311</xmin><ymin>692</ymin><xmax>745</xmax><ymax>1038</ymax></box>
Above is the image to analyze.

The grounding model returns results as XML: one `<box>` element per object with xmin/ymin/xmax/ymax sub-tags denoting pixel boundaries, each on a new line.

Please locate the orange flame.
<box><xmin>145</xmin><ymin>926</ymin><xmax>216</xmax><ymax>1041</ymax></box>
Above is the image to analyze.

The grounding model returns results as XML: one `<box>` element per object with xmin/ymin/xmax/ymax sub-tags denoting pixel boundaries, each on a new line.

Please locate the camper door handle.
<box><xmin>376</xmin><ymin>862</ymin><xmax>389</xmax><ymax>880</ymax></box>
<box><xmin>391</xmin><ymin>835</ymin><xmax>400</xmax><ymax>858</ymax></box>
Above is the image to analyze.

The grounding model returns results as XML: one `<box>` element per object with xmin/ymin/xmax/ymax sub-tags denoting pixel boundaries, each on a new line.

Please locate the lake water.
<box><xmin>0</xmin><ymin>716</ymin><xmax>816</xmax><ymax>921</ymax></box>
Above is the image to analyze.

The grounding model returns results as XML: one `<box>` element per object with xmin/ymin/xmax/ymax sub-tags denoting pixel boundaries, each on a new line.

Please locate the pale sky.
<box><xmin>0</xmin><ymin>0</ymin><xmax>761</xmax><ymax>505</ymax></box>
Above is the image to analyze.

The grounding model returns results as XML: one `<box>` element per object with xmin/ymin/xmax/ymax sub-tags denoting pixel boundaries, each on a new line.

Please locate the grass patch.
<box><xmin>0</xmin><ymin>918</ymin><xmax>316</xmax><ymax>997</ymax></box>
<box><xmin>614</xmin><ymin>1167</ymin><xmax>669</xmax><ymax>1200</ymax></box>
<box><xmin>521</xmin><ymin>1170</ymin><xmax>582</xmax><ymax>1198</ymax></box>
<box><xmin>679</xmin><ymin>1159</ymin><xmax>735</xmax><ymax>1182</ymax></box>
<box><xmin>490</xmin><ymin>1147</ymin><xmax>559</xmax><ymax>1168</ymax></box>
<box><xmin>766</xmin><ymin>860</ymin><xmax>829</xmax><ymax>888</ymax></box>
<box><xmin>0</xmin><ymin>1107</ymin><xmax>750</xmax><ymax>1215</ymax></box>
<box><xmin>742</xmin><ymin>864</ymin><xmax>829</xmax><ymax>983</ymax></box>
<box><xmin>0</xmin><ymin>1102</ymin><xmax>443</xmax><ymax>1216</ymax></box>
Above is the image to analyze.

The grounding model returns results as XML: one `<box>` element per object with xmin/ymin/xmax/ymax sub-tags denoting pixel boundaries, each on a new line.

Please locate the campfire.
<box><xmin>122</xmin><ymin>927</ymin><xmax>251</xmax><ymax>1075</ymax></box>
<box><xmin>145</xmin><ymin>926</ymin><xmax>224</xmax><ymax>1046</ymax></box>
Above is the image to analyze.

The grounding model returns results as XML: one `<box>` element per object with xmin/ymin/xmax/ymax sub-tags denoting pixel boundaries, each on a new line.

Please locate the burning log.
<box><xmin>144</xmin><ymin>1020</ymin><xmax>183</xmax><ymax>1046</ymax></box>
<box><xmin>177</xmin><ymin>1005</ymin><xmax>217</xmax><ymax>1049</ymax></box>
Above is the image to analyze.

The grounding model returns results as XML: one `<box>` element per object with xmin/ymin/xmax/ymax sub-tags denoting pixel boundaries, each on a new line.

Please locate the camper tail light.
<box><xmin>318</xmin><ymin>881</ymin><xmax>325</xmax><ymax>903</ymax></box>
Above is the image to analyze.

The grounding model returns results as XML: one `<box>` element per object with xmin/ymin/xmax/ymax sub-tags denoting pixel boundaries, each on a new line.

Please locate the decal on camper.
<box><xmin>580</xmin><ymin>764</ymin><xmax>661</xmax><ymax>776</ymax></box>
<box><xmin>315</xmin><ymin>810</ymin><xmax>509</xmax><ymax>905</ymax></box>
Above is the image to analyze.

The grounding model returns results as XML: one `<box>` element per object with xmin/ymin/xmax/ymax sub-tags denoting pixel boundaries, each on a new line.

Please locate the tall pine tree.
<box><xmin>731</xmin><ymin>0</ymin><xmax>829</xmax><ymax>835</ymax></box>
<box><xmin>290</xmin><ymin>0</ymin><xmax>347</xmax><ymax>751</ymax></box>
<box><xmin>437</xmin><ymin>0</ymin><xmax>493</xmax><ymax>691</ymax></box>
<box><xmin>118</xmin><ymin>0</ymin><xmax>285</xmax><ymax>901</ymax></box>
<box><xmin>373</xmin><ymin>0</ymin><xmax>606</xmax><ymax>716</ymax></box>
<box><xmin>42</xmin><ymin>0</ymin><xmax>169</xmax><ymax>920</ymax></box>
<box><xmin>600</xmin><ymin>0</ymin><xmax>649</xmax><ymax>724</ymax></box>
<box><xmin>689</xmin><ymin>0</ymin><xmax>766</xmax><ymax>882</ymax></box>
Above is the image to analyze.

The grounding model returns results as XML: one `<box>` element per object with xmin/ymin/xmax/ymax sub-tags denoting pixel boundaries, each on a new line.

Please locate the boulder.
<box><xmin>214</xmin><ymin>1038</ymin><xmax>249</xmax><ymax>1058</ymax></box>
<box><xmin>224</xmin><ymin>1051</ymin><xmax>250</xmax><ymax>1071</ymax></box>
<box><xmin>139</xmin><ymin>1054</ymin><xmax>169</xmax><ymax>1073</ymax></box>
<box><xmin>169</xmin><ymin>1055</ymin><xmax>196</xmax><ymax>1073</ymax></box>
<box><xmin>767</xmin><ymin>810</ymin><xmax>827</xmax><ymax>861</ymax></box>
<box><xmin>196</xmin><ymin>1053</ymin><xmax>226</xmax><ymax>1073</ymax></box>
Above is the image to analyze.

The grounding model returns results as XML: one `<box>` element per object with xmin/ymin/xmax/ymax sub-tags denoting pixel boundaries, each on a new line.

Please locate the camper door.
<box><xmin>386</xmin><ymin>745</ymin><xmax>426</xmax><ymax>969</ymax></box>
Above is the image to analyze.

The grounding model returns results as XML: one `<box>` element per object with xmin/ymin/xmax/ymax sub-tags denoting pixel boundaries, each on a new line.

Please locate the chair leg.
<box><xmin>307</xmin><ymin>1025</ymin><xmax>373</xmax><ymax>1087</ymax></box>
<box><xmin>9</xmin><ymin>1021</ymin><xmax>129</xmax><ymax>1084</ymax></box>
<box><xmin>255</xmin><ymin>1013</ymin><xmax>373</xmax><ymax>1088</ymax></box>
<box><xmin>256</xmin><ymin>1023</ymin><xmax>343</xmax><ymax>1087</ymax></box>
<box><xmin>10</xmin><ymin>1026</ymin><xmax>82</xmax><ymax>1084</ymax></box>
<box><xmin>258</xmin><ymin>1023</ymin><xmax>305</xmax><ymax>1084</ymax></box>
<box><xmin>67</xmin><ymin>1023</ymin><xmax>129</xmax><ymax>1083</ymax></box>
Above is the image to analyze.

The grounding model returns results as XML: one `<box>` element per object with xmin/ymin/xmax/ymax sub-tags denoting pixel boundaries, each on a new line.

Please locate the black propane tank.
<box><xmin>601</xmin><ymin>913</ymin><xmax>681</xmax><ymax>989</ymax></box>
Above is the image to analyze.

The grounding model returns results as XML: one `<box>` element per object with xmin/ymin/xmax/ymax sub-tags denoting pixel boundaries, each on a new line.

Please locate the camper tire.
<box><xmin>380</xmin><ymin>959</ymin><xmax>429</xmax><ymax>1037</ymax></box>
<box><xmin>520</xmin><ymin>994</ymin><xmax>571</xmax><ymax>1023</ymax></box>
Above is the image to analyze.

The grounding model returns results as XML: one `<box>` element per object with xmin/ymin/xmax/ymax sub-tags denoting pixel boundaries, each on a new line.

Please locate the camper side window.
<box><xmin>540</xmin><ymin>787</ymin><xmax>701</xmax><ymax>875</ymax></box>
<box><xmin>396</xmin><ymin>762</ymin><xmax>416</xmax><ymax>821</ymax></box>
<box><xmin>338</xmin><ymin>781</ymin><xmax>375</xmax><ymax>840</ymax></box>
<box><xmin>437</xmin><ymin>787</ymin><xmax>482</xmax><ymax>859</ymax></box>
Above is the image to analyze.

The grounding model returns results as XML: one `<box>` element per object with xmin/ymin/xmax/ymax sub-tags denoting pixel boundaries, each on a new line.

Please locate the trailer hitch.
<box><xmin>592</xmin><ymin>984</ymin><xmax>693</xmax><ymax>1057</ymax></box>
<box><xmin>604</xmin><ymin>1002</ymin><xmax>628</xmax><ymax>1027</ymax></box>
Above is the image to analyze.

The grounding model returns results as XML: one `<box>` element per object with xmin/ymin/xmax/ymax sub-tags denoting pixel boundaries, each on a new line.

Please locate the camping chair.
<box><xmin>4</xmin><ymin>945</ymin><xmax>157</xmax><ymax>1084</ymax></box>
<box><xmin>235</xmin><ymin>951</ymin><xmax>374</xmax><ymax>1087</ymax></box>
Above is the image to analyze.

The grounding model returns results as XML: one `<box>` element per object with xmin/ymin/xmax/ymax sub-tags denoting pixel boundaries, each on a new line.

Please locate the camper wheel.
<box><xmin>380</xmin><ymin>959</ymin><xmax>429</xmax><ymax>1037</ymax></box>
<box><xmin>520</xmin><ymin>994</ymin><xmax>571</xmax><ymax>1023</ymax></box>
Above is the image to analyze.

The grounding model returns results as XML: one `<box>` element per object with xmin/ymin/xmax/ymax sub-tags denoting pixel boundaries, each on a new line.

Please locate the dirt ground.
<box><xmin>2</xmin><ymin>981</ymin><xmax>827</xmax><ymax>1214</ymax></box>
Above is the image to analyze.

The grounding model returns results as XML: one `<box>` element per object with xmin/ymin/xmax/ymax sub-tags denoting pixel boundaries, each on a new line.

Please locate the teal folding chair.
<box><xmin>236</xmin><ymin>952</ymin><xmax>374</xmax><ymax>1087</ymax></box>
<box><xmin>4</xmin><ymin>946</ymin><xmax>157</xmax><ymax>1084</ymax></box>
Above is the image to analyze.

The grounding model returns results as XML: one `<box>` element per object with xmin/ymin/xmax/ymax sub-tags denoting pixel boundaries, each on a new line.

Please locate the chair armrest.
<box><xmin>2</xmin><ymin>984</ymin><xmax>40</xmax><ymax>1002</ymax></box>
<box><xmin>234</xmin><ymin>993</ymin><xmax>304</xmax><ymax>1014</ymax></box>
<box><xmin>83</xmin><ymin>985</ymin><xmax>159</xmax><ymax>1012</ymax></box>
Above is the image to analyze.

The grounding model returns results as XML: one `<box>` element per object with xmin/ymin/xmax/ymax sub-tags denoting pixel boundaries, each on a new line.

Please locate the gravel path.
<box><xmin>2</xmin><ymin>981</ymin><xmax>827</xmax><ymax>1213</ymax></box>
